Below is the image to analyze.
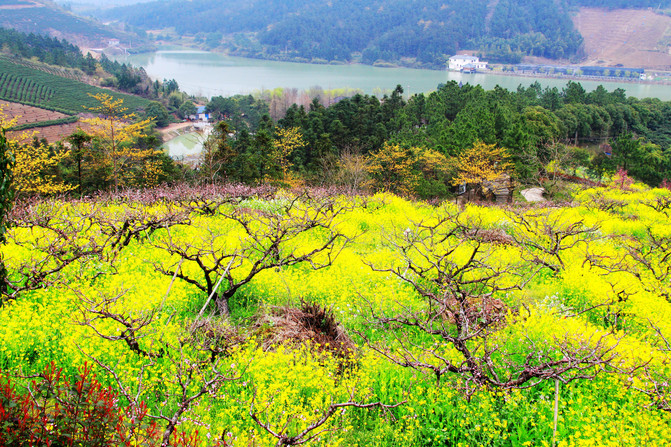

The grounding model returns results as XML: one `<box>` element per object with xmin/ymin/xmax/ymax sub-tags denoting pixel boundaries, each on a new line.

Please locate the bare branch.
<box><xmin>249</xmin><ymin>387</ymin><xmax>404</xmax><ymax>446</ymax></box>
<box><xmin>363</xmin><ymin>206</ymin><xmax>629</xmax><ymax>393</ymax></box>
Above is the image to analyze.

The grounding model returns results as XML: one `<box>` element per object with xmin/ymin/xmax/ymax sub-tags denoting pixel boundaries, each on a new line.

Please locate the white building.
<box><xmin>448</xmin><ymin>55</ymin><xmax>488</xmax><ymax>71</ymax></box>
<box><xmin>189</xmin><ymin>106</ymin><xmax>210</xmax><ymax>122</ymax></box>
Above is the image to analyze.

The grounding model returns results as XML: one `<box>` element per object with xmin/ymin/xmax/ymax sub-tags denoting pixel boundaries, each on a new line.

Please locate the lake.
<box><xmin>163</xmin><ymin>131</ymin><xmax>207</xmax><ymax>158</ymax></box>
<box><xmin>121</xmin><ymin>50</ymin><xmax>671</xmax><ymax>100</ymax></box>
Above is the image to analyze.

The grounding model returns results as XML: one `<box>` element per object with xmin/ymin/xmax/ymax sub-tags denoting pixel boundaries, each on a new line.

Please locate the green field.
<box><xmin>0</xmin><ymin>58</ymin><xmax>150</xmax><ymax>114</ymax></box>
<box><xmin>0</xmin><ymin>70</ymin><xmax>55</xmax><ymax>105</ymax></box>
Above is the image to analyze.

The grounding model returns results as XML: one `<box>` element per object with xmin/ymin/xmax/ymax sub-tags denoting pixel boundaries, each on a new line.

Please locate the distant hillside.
<box><xmin>54</xmin><ymin>0</ymin><xmax>157</xmax><ymax>14</ymax></box>
<box><xmin>0</xmin><ymin>26</ymin><xmax>98</xmax><ymax>73</ymax></box>
<box><xmin>99</xmin><ymin>0</ymin><xmax>671</xmax><ymax>68</ymax></box>
<box><xmin>0</xmin><ymin>56</ymin><xmax>150</xmax><ymax>114</ymax></box>
<box><xmin>99</xmin><ymin>0</ymin><xmax>583</xmax><ymax>67</ymax></box>
<box><xmin>574</xmin><ymin>7</ymin><xmax>671</xmax><ymax>70</ymax></box>
<box><xmin>0</xmin><ymin>55</ymin><xmax>152</xmax><ymax>143</ymax></box>
<box><xmin>0</xmin><ymin>0</ymin><xmax>146</xmax><ymax>49</ymax></box>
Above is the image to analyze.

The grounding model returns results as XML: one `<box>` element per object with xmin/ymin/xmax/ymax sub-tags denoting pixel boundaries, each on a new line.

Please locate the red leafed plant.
<box><xmin>611</xmin><ymin>168</ymin><xmax>634</xmax><ymax>190</ymax></box>
<box><xmin>0</xmin><ymin>362</ymin><xmax>201</xmax><ymax>447</ymax></box>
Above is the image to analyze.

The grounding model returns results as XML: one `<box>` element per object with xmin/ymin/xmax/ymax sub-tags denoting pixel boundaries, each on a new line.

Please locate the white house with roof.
<box><xmin>189</xmin><ymin>106</ymin><xmax>210</xmax><ymax>122</ymax></box>
<box><xmin>448</xmin><ymin>55</ymin><xmax>488</xmax><ymax>72</ymax></box>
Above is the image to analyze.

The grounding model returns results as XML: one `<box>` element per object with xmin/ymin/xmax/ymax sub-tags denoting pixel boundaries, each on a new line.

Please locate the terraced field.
<box><xmin>0</xmin><ymin>57</ymin><xmax>150</xmax><ymax>114</ymax></box>
<box><xmin>6</xmin><ymin>121</ymin><xmax>87</xmax><ymax>144</ymax></box>
<box><xmin>1</xmin><ymin>98</ymin><xmax>82</xmax><ymax>142</ymax></box>
<box><xmin>574</xmin><ymin>7</ymin><xmax>671</xmax><ymax>70</ymax></box>
<box><xmin>0</xmin><ymin>100</ymin><xmax>68</xmax><ymax>126</ymax></box>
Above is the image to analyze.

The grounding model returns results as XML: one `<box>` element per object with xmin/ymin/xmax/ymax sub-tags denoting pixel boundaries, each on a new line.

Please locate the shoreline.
<box><xmin>160</xmin><ymin>121</ymin><xmax>198</xmax><ymax>142</ymax></box>
<box><xmin>118</xmin><ymin>49</ymin><xmax>671</xmax><ymax>100</ymax></box>
<box><xmin>478</xmin><ymin>69</ymin><xmax>671</xmax><ymax>87</ymax></box>
<box><xmin>137</xmin><ymin>44</ymin><xmax>671</xmax><ymax>87</ymax></box>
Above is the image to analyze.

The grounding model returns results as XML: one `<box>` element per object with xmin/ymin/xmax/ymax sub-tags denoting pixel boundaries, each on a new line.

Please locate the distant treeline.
<box><xmin>0</xmin><ymin>26</ymin><xmax>159</xmax><ymax>97</ymax></box>
<box><xmin>0</xmin><ymin>27</ymin><xmax>188</xmax><ymax>127</ymax></box>
<box><xmin>0</xmin><ymin>27</ymin><xmax>97</xmax><ymax>74</ymax></box>
<box><xmin>201</xmin><ymin>81</ymin><xmax>671</xmax><ymax>193</ymax></box>
<box><xmin>17</xmin><ymin>79</ymin><xmax>671</xmax><ymax>199</ymax></box>
<box><xmin>514</xmin><ymin>65</ymin><xmax>644</xmax><ymax>78</ymax></box>
<box><xmin>100</xmin><ymin>0</ymin><xmax>670</xmax><ymax>67</ymax></box>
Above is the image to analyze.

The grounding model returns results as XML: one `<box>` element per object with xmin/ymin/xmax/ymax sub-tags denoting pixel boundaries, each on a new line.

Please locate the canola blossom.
<box><xmin>1</xmin><ymin>185</ymin><xmax>671</xmax><ymax>446</ymax></box>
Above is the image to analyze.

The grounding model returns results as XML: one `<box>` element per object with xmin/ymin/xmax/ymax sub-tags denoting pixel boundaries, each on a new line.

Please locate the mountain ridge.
<box><xmin>0</xmin><ymin>0</ymin><xmax>149</xmax><ymax>50</ymax></box>
<box><xmin>96</xmin><ymin>0</ymin><xmax>671</xmax><ymax>68</ymax></box>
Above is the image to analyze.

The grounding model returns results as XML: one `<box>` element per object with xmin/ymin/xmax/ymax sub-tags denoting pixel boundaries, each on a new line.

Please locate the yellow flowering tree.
<box><xmin>272</xmin><ymin>126</ymin><xmax>305</xmax><ymax>181</ymax></box>
<box><xmin>452</xmin><ymin>141</ymin><xmax>512</xmax><ymax>192</ymax></box>
<box><xmin>0</xmin><ymin>107</ymin><xmax>73</xmax><ymax>196</ymax></box>
<box><xmin>366</xmin><ymin>142</ymin><xmax>419</xmax><ymax>196</ymax></box>
<box><xmin>12</xmin><ymin>143</ymin><xmax>74</xmax><ymax>196</ymax></box>
<box><xmin>82</xmin><ymin>93</ymin><xmax>160</xmax><ymax>193</ymax></box>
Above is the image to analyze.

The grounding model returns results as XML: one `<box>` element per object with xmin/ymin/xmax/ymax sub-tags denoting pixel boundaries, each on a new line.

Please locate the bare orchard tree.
<box><xmin>643</xmin><ymin>194</ymin><xmax>671</xmax><ymax>218</ymax></box>
<box><xmin>630</xmin><ymin>322</ymin><xmax>671</xmax><ymax>412</ymax></box>
<box><xmin>152</xmin><ymin>194</ymin><xmax>355</xmax><ymax>316</ymax></box>
<box><xmin>507</xmin><ymin>208</ymin><xmax>602</xmax><ymax>274</ymax></box>
<box><xmin>579</xmin><ymin>225</ymin><xmax>671</xmax><ymax>329</ymax></box>
<box><xmin>3</xmin><ymin>198</ymin><xmax>192</xmax><ymax>303</ymax></box>
<box><xmin>250</xmin><ymin>387</ymin><xmax>404</xmax><ymax>447</ymax></box>
<box><xmin>618</xmin><ymin>229</ymin><xmax>671</xmax><ymax>301</ymax></box>
<box><xmin>74</xmin><ymin>287</ymin><xmax>241</xmax><ymax>446</ymax></box>
<box><xmin>84</xmin><ymin>341</ymin><xmax>239</xmax><ymax>446</ymax></box>
<box><xmin>89</xmin><ymin>201</ymin><xmax>191</xmax><ymax>251</ymax></box>
<box><xmin>3</xmin><ymin>201</ymin><xmax>107</xmax><ymax>302</ymax></box>
<box><xmin>361</xmin><ymin>207</ymin><xmax>626</xmax><ymax>393</ymax></box>
<box><xmin>73</xmin><ymin>287</ymin><xmax>165</xmax><ymax>359</ymax></box>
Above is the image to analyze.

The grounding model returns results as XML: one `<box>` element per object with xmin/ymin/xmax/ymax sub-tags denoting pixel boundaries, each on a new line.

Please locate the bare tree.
<box><xmin>3</xmin><ymin>201</ymin><xmax>107</xmax><ymax>302</ymax></box>
<box><xmin>580</xmin><ymin>224</ymin><xmax>670</xmax><ymax>294</ymax></box>
<box><xmin>621</xmin><ymin>321</ymin><xmax>671</xmax><ymax>413</ymax></box>
<box><xmin>154</xmin><ymin>341</ymin><xmax>239</xmax><ymax>446</ymax></box>
<box><xmin>250</xmin><ymin>387</ymin><xmax>404</xmax><ymax>446</ymax></box>
<box><xmin>582</xmin><ymin>190</ymin><xmax>629</xmax><ymax>214</ymax></box>
<box><xmin>74</xmin><ymin>287</ymin><xmax>241</xmax><ymax>446</ymax></box>
<box><xmin>3</xmin><ymin>198</ymin><xmax>191</xmax><ymax>303</ymax></box>
<box><xmin>643</xmin><ymin>194</ymin><xmax>671</xmax><ymax>218</ymax></box>
<box><xmin>508</xmin><ymin>209</ymin><xmax>602</xmax><ymax>274</ymax></box>
<box><xmin>91</xmin><ymin>201</ymin><xmax>191</xmax><ymax>251</ymax></box>
<box><xmin>153</xmin><ymin>194</ymin><xmax>354</xmax><ymax>316</ymax></box>
<box><xmin>334</xmin><ymin>147</ymin><xmax>370</xmax><ymax>193</ymax></box>
<box><xmin>73</xmin><ymin>287</ymin><xmax>164</xmax><ymax>358</ymax></box>
<box><xmin>620</xmin><ymin>229</ymin><xmax>671</xmax><ymax>299</ymax></box>
<box><xmin>361</xmin><ymin>207</ymin><xmax>626</xmax><ymax>394</ymax></box>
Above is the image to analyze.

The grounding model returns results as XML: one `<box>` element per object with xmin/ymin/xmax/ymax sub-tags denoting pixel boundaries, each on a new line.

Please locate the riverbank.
<box><xmin>160</xmin><ymin>121</ymin><xmax>200</xmax><ymax>142</ymax></box>
<box><xmin>160</xmin><ymin>123</ymin><xmax>212</xmax><ymax>163</ymax></box>
<box><xmin>480</xmin><ymin>68</ymin><xmax>671</xmax><ymax>87</ymax></box>
<box><xmin>146</xmin><ymin>41</ymin><xmax>671</xmax><ymax>86</ymax></box>
<box><xmin>116</xmin><ymin>50</ymin><xmax>671</xmax><ymax>100</ymax></box>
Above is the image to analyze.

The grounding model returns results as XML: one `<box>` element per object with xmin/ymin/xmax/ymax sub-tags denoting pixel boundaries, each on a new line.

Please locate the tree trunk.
<box><xmin>216</xmin><ymin>296</ymin><xmax>230</xmax><ymax>317</ymax></box>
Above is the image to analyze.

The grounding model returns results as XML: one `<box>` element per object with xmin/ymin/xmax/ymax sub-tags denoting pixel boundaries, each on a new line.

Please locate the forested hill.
<box><xmin>101</xmin><ymin>0</ymin><xmax>671</xmax><ymax>67</ymax></box>
<box><xmin>0</xmin><ymin>0</ymin><xmax>148</xmax><ymax>50</ymax></box>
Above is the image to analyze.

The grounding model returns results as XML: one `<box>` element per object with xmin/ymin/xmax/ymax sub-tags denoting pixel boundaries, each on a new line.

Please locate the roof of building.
<box><xmin>450</xmin><ymin>55</ymin><xmax>479</xmax><ymax>61</ymax></box>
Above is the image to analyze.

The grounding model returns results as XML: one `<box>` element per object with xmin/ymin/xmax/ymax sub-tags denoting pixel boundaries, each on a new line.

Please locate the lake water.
<box><xmin>122</xmin><ymin>50</ymin><xmax>671</xmax><ymax>100</ymax></box>
<box><xmin>163</xmin><ymin>132</ymin><xmax>205</xmax><ymax>158</ymax></box>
